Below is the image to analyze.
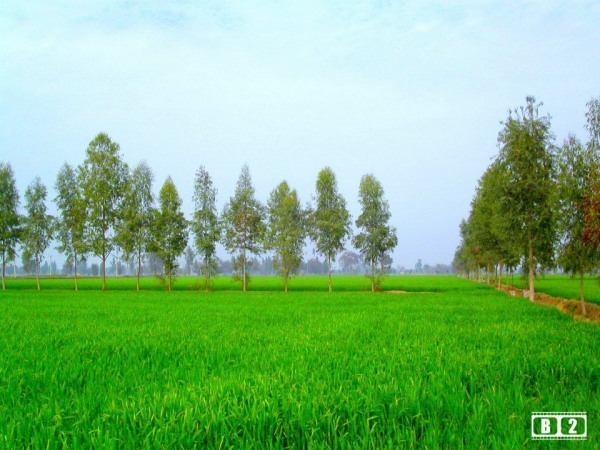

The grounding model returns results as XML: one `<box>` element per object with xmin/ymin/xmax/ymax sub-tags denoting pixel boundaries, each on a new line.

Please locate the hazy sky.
<box><xmin>1</xmin><ymin>1</ymin><xmax>599</xmax><ymax>268</ymax></box>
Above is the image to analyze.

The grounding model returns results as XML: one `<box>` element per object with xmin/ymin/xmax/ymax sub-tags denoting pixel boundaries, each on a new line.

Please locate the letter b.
<box><xmin>540</xmin><ymin>419</ymin><xmax>551</xmax><ymax>434</ymax></box>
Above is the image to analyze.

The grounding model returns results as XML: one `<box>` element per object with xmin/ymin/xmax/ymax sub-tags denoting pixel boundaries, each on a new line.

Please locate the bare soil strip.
<box><xmin>497</xmin><ymin>283</ymin><xmax>600</xmax><ymax>323</ymax></box>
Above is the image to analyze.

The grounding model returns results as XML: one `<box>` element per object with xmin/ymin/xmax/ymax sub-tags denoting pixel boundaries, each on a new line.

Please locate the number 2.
<box><xmin>568</xmin><ymin>418</ymin><xmax>578</xmax><ymax>434</ymax></box>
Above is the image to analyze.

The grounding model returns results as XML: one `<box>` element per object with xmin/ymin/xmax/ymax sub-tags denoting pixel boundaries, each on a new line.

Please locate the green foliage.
<box><xmin>115</xmin><ymin>161</ymin><xmax>154</xmax><ymax>290</ymax></box>
<box><xmin>150</xmin><ymin>177</ymin><xmax>188</xmax><ymax>291</ymax></box>
<box><xmin>353</xmin><ymin>174</ymin><xmax>397</xmax><ymax>292</ymax></box>
<box><xmin>582</xmin><ymin>97</ymin><xmax>600</xmax><ymax>253</ymax></box>
<box><xmin>310</xmin><ymin>167</ymin><xmax>351</xmax><ymax>292</ymax></box>
<box><xmin>0</xmin><ymin>280</ymin><xmax>598</xmax><ymax>448</ymax></box>
<box><xmin>266</xmin><ymin>181</ymin><xmax>307</xmax><ymax>292</ymax></box>
<box><xmin>79</xmin><ymin>133</ymin><xmax>129</xmax><ymax>290</ymax></box>
<box><xmin>556</xmin><ymin>135</ymin><xmax>599</xmax><ymax>284</ymax></box>
<box><xmin>21</xmin><ymin>177</ymin><xmax>53</xmax><ymax>290</ymax></box>
<box><xmin>54</xmin><ymin>163</ymin><xmax>87</xmax><ymax>290</ymax></box>
<box><xmin>221</xmin><ymin>165</ymin><xmax>265</xmax><ymax>291</ymax></box>
<box><xmin>496</xmin><ymin>97</ymin><xmax>556</xmax><ymax>296</ymax></box>
<box><xmin>191</xmin><ymin>166</ymin><xmax>221</xmax><ymax>290</ymax></box>
<box><xmin>0</xmin><ymin>162</ymin><xmax>20</xmax><ymax>290</ymax></box>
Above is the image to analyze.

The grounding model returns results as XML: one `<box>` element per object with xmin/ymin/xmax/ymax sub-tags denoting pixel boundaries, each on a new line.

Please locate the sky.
<box><xmin>1</xmin><ymin>0</ymin><xmax>599</xmax><ymax>269</ymax></box>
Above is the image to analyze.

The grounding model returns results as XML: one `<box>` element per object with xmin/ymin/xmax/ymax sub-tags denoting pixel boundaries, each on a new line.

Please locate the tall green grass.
<box><xmin>0</xmin><ymin>278</ymin><xmax>597</xmax><ymax>448</ymax></box>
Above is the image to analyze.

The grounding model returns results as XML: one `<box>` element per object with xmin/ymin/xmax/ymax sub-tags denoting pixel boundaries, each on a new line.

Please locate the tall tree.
<box><xmin>556</xmin><ymin>134</ymin><xmax>599</xmax><ymax>315</ymax></box>
<box><xmin>150</xmin><ymin>177</ymin><xmax>188</xmax><ymax>291</ymax></box>
<box><xmin>79</xmin><ymin>133</ymin><xmax>129</xmax><ymax>291</ymax></box>
<box><xmin>54</xmin><ymin>163</ymin><xmax>87</xmax><ymax>291</ymax></box>
<box><xmin>0</xmin><ymin>162</ymin><xmax>20</xmax><ymax>291</ymax></box>
<box><xmin>266</xmin><ymin>181</ymin><xmax>307</xmax><ymax>292</ymax></box>
<box><xmin>22</xmin><ymin>177</ymin><xmax>53</xmax><ymax>291</ymax></box>
<box><xmin>352</xmin><ymin>174</ymin><xmax>398</xmax><ymax>292</ymax></box>
<box><xmin>115</xmin><ymin>161</ymin><xmax>154</xmax><ymax>291</ymax></box>
<box><xmin>221</xmin><ymin>165</ymin><xmax>265</xmax><ymax>292</ymax></box>
<box><xmin>469</xmin><ymin>161</ymin><xmax>520</xmax><ymax>287</ymax></box>
<box><xmin>496</xmin><ymin>96</ymin><xmax>556</xmax><ymax>301</ymax></box>
<box><xmin>184</xmin><ymin>246</ymin><xmax>196</xmax><ymax>276</ymax></box>
<box><xmin>310</xmin><ymin>167</ymin><xmax>351</xmax><ymax>292</ymax></box>
<box><xmin>191</xmin><ymin>166</ymin><xmax>221</xmax><ymax>290</ymax></box>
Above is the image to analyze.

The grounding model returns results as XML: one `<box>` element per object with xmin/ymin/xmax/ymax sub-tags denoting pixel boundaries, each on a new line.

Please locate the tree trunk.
<box><xmin>73</xmin><ymin>256</ymin><xmax>78</xmax><ymax>292</ymax></box>
<box><xmin>580</xmin><ymin>271</ymin><xmax>587</xmax><ymax>316</ymax></box>
<box><xmin>136</xmin><ymin>252</ymin><xmax>141</xmax><ymax>292</ymax></box>
<box><xmin>2</xmin><ymin>252</ymin><xmax>6</xmax><ymax>290</ymax></box>
<box><xmin>101</xmin><ymin>253</ymin><xmax>106</xmax><ymax>291</ymax></box>
<box><xmin>242</xmin><ymin>251</ymin><xmax>247</xmax><ymax>292</ymax></box>
<box><xmin>528</xmin><ymin>237</ymin><xmax>535</xmax><ymax>302</ymax></box>
<box><xmin>36</xmin><ymin>266</ymin><xmax>40</xmax><ymax>291</ymax></box>
<box><xmin>328</xmin><ymin>255</ymin><xmax>332</xmax><ymax>293</ymax></box>
<box><xmin>486</xmin><ymin>263</ymin><xmax>491</xmax><ymax>284</ymax></box>
<box><xmin>13</xmin><ymin>261</ymin><xmax>16</xmax><ymax>278</ymax></box>
<box><xmin>101</xmin><ymin>228</ymin><xmax>107</xmax><ymax>291</ymax></box>
<box><xmin>371</xmin><ymin>261</ymin><xmax>375</xmax><ymax>293</ymax></box>
<box><xmin>497</xmin><ymin>261</ymin><xmax>504</xmax><ymax>290</ymax></box>
<box><xmin>284</xmin><ymin>271</ymin><xmax>288</xmax><ymax>293</ymax></box>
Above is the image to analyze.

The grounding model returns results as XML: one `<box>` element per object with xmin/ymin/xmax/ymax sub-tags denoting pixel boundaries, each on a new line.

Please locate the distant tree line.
<box><xmin>0</xmin><ymin>138</ymin><xmax>397</xmax><ymax>292</ymax></box>
<box><xmin>454</xmin><ymin>96</ymin><xmax>600</xmax><ymax>315</ymax></box>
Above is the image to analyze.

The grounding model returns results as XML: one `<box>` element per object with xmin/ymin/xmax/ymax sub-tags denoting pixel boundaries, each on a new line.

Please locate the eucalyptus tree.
<box><xmin>54</xmin><ymin>163</ymin><xmax>87</xmax><ymax>291</ymax></box>
<box><xmin>266</xmin><ymin>181</ymin><xmax>307</xmax><ymax>292</ymax></box>
<box><xmin>150</xmin><ymin>177</ymin><xmax>188</xmax><ymax>291</ymax></box>
<box><xmin>79</xmin><ymin>133</ymin><xmax>129</xmax><ymax>291</ymax></box>
<box><xmin>556</xmin><ymin>134</ymin><xmax>599</xmax><ymax>314</ymax></box>
<box><xmin>22</xmin><ymin>177</ymin><xmax>53</xmax><ymax>290</ymax></box>
<box><xmin>191</xmin><ymin>166</ymin><xmax>221</xmax><ymax>290</ymax></box>
<box><xmin>469</xmin><ymin>161</ymin><xmax>520</xmax><ymax>286</ymax></box>
<box><xmin>310</xmin><ymin>167</ymin><xmax>351</xmax><ymax>292</ymax></box>
<box><xmin>115</xmin><ymin>161</ymin><xmax>154</xmax><ymax>291</ymax></box>
<box><xmin>496</xmin><ymin>96</ymin><xmax>556</xmax><ymax>301</ymax></box>
<box><xmin>352</xmin><ymin>174</ymin><xmax>398</xmax><ymax>292</ymax></box>
<box><xmin>221</xmin><ymin>165</ymin><xmax>265</xmax><ymax>292</ymax></box>
<box><xmin>0</xmin><ymin>162</ymin><xmax>20</xmax><ymax>290</ymax></box>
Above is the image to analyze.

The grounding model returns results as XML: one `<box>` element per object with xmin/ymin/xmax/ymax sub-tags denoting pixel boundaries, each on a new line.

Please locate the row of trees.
<box><xmin>454</xmin><ymin>96</ymin><xmax>600</xmax><ymax>314</ymax></box>
<box><xmin>0</xmin><ymin>135</ymin><xmax>398</xmax><ymax>292</ymax></box>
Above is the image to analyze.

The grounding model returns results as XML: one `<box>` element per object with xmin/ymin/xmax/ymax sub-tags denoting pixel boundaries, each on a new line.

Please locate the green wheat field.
<box><xmin>0</xmin><ymin>276</ymin><xmax>598</xmax><ymax>448</ymax></box>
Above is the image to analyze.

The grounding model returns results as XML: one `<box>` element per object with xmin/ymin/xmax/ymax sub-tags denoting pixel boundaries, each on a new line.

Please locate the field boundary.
<box><xmin>495</xmin><ymin>282</ymin><xmax>600</xmax><ymax>324</ymax></box>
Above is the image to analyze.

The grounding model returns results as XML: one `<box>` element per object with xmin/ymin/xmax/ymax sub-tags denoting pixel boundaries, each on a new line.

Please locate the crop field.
<box><xmin>1</xmin><ymin>274</ymin><xmax>468</xmax><ymax>293</ymax></box>
<box><xmin>0</xmin><ymin>276</ymin><xmax>598</xmax><ymax>448</ymax></box>
<box><xmin>501</xmin><ymin>274</ymin><xmax>600</xmax><ymax>305</ymax></box>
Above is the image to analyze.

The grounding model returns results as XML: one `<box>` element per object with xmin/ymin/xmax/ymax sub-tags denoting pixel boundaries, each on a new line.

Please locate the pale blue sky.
<box><xmin>1</xmin><ymin>1</ymin><xmax>599</xmax><ymax>267</ymax></box>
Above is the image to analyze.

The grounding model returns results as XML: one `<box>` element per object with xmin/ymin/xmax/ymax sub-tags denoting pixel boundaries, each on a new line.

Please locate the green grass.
<box><xmin>2</xmin><ymin>274</ymin><xmax>473</xmax><ymax>293</ymax></box>
<box><xmin>0</xmin><ymin>277</ymin><xmax>598</xmax><ymax>448</ymax></box>
<box><xmin>502</xmin><ymin>273</ymin><xmax>600</xmax><ymax>305</ymax></box>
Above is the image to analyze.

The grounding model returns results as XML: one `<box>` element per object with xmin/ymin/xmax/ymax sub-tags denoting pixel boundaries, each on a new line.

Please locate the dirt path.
<box><xmin>497</xmin><ymin>283</ymin><xmax>600</xmax><ymax>323</ymax></box>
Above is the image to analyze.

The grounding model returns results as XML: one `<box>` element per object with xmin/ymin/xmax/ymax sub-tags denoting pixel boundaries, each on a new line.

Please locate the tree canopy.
<box><xmin>310</xmin><ymin>167</ymin><xmax>351</xmax><ymax>292</ymax></box>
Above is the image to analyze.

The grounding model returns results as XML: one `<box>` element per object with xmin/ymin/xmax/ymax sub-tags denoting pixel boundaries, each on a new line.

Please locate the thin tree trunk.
<box><xmin>497</xmin><ymin>261</ymin><xmax>503</xmax><ymax>290</ymax></box>
<box><xmin>101</xmin><ymin>228</ymin><xmax>107</xmax><ymax>291</ymax></box>
<box><xmin>284</xmin><ymin>271</ymin><xmax>288</xmax><ymax>293</ymax></box>
<box><xmin>528</xmin><ymin>237</ymin><xmax>535</xmax><ymax>302</ymax></box>
<box><xmin>137</xmin><ymin>252</ymin><xmax>141</xmax><ymax>292</ymax></box>
<box><xmin>486</xmin><ymin>263</ymin><xmax>490</xmax><ymax>284</ymax></box>
<box><xmin>2</xmin><ymin>252</ymin><xmax>6</xmax><ymax>290</ymax></box>
<box><xmin>580</xmin><ymin>271</ymin><xmax>587</xmax><ymax>316</ymax></box>
<box><xmin>36</xmin><ymin>268</ymin><xmax>40</xmax><ymax>291</ymax></box>
<box><xmin>102</xmin><ymin>253</ymin><xmax>106</xmax><ymax>291</ymax></box>
<box><xmin>371</xmin><ymin>261</ymin><xmax>375</xmax><ymax>293</ymax></box>
<box><xmin>242</xmin><ymin>251</ymin><xmax>246</xmax><ymax>292</ymax></box>
<box><xmin>13</xmin><ymin>261</ymin><xmax>16</xmax><ymax>278</ymax></box>
<box><xmin>73</xmin><ymin>256</ymin><xmax>78</xmax><ymax>292</ymax></box>
<box><xmin>328</xmin><ymin>255</ymin><xmax>332</xmax><ymax>293</ymax></box>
